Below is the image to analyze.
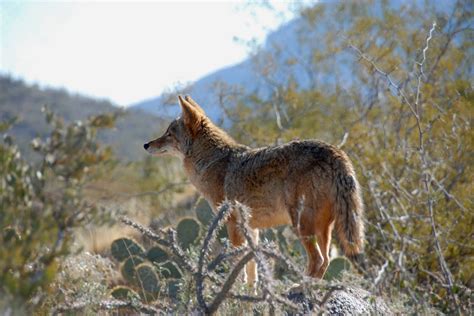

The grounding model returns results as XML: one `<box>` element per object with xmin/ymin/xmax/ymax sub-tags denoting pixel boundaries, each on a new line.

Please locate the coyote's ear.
<box><xmin>178</xmin><ymin>95</ymin><xmax>202</xmax><ymax>135</ymax></box>
<box><xmin>184</xmin><ymin>95</ymin><xmax>205</xmax><ymax>114</ymax></box>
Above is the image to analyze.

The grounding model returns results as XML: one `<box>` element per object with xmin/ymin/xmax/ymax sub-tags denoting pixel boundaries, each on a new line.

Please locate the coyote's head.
<box><xmin>143</xmin><ymin>95</ymin><xmax>206</xmax><ymax>158</ymax></box>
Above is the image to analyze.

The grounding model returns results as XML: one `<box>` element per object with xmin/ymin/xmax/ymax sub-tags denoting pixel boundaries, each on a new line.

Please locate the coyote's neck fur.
<box><xmin>183</xmin><ymin>118</ymin><xmax>246</xmax><ymax>204</ymax></box>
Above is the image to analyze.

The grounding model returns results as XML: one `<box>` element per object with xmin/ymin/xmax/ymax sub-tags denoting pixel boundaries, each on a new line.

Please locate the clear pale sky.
<box><xmin>1</xmin><ymin>1</ymin><xmax>302</xmax><ymax>106</ymax></box>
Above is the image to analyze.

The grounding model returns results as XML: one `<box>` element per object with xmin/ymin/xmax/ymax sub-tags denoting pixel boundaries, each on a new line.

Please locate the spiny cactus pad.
<box><xmin>195</xmin><ymin>199</ymin><xmax>214</xmax><ymax>226</ymax></box>
<box><xmin>177</xmin><ymin>217</ymin><xmax>200</xmax><ymax>250</ymax></box>
<box><xmin>217</xmin><ymin>226</ymin><xmax>228</xmax><ymax>241</ymax></box>
<box><xmin>167</xmin><ymin>279</ymin><xmax>181</xmax><ymax>299</ymax></box>
<box><xmin>324</xmin><ymin>256</ymin><xmax>352</xmax><ymax>281</ymax></box>
<box><xmin>135</xmin><ymin>263</ymin><xmax>160</xmax><ymax>298</ymax></box>
<box><xmin>121</xmin><ymin>255</ymin><xmax>144</xmax><ymax>282</ymax></box>
<box><xmin>110</xmin><ymin>286</ymin><xmax>140</xmax><ymax>301</ymax></box>
<box><xmin>261</xmin><ymin>228</ymin><xmax>277</xmax><ymax>242</ymax></box>
<box><xmin>160</xmin><ymin>261</ymin><xmax>182</xmax><ymax>279</ymax></box>
<box><xmin>111</xmin><ymin>237</ymin><xmax>145</xmax><ymax>262</ymax></box>
<box><xmin>146</xmin><ymin>246</ymin><xmax>169</xmax><ymax>263</ymax></box>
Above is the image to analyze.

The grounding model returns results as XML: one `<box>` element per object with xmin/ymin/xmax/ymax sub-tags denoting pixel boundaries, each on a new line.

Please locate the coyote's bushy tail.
<box><xmin>333</xmin><ymin>166</ymin><xmax>366</xmax><ymax>270</ymax></box>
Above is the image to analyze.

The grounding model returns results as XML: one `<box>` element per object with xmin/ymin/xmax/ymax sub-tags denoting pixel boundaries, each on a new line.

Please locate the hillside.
<box><xmin>0</xmin><ymin>75</ymin><xmax>165</xmax><ymax>161</ymax></box>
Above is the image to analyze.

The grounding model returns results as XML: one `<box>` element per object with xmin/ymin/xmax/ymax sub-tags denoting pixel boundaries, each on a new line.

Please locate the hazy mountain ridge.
<box><xmin>0</xmin><ymin>75</ymin><xmax>164</xmax><ymax>161</ymax></box>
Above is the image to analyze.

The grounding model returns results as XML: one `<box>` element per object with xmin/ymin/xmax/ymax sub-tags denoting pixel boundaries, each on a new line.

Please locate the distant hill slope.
<box><xmin>0</xmin><ymin>76</ymin><xmax>165</xmax><ymax>161</ymax></box>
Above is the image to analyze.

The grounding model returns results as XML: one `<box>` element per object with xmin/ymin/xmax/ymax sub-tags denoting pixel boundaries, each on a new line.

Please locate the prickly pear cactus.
<box><xmin>121</xmin><ymin>255</ymin><xmax>144</xmax><ymax>282</ymax></box>
<box><xmin>195</xmin><ymin>199</ymin><xmax>214</xmax><ymax>226</ymax></box>
<box><xmin>110</xmin><ymin>234</ymin><xmax>189</xmax><ymax>304</ymax></box>
<box><xmin>260</xmin><ymin>228</ymin><xmax>277</xmax><ymax>242</ymax></box>
<box><xmin>135</xmin><ymin>263</ymin><xmax>160</xmax><ymax>300</ymax></box>
<box><xmin>167</xmin><ymin>279</ymin><xmax>181</xmax><ymax>299</ymax></box>
<box><xmin>194</xmin><ymin>200</ymin><xmax>228</xmax><ymax>241</ymax></box>
<box><xmin>146</xmin><ymin>246</ymin><xmax>169</xmax><ymax>263</ymax></box>
<box><xmin>110</xmin><ymin>285</ymin><xmax>140</xmax><ymax>300</ymax></box>
<box><xmin>159</xmin><ymin>261</ymin><xmax>182</xmax><ymax>279</ymax></box>
<box><xmin>177</xmin><ymin>217</ymin><xmax>200</xmax><ymax>250</ymax></box>
<box><xmin>217</xmin><ymin>225</ymin><xmax>228</xmax><ymax>241</ymax></box>
<box><xmin>111</xmin><ymin>237</ymin><xmax>145</xmax><ymax>262</ymax></box>
<box><xmin>324</xmin><ymin>256</ymin><xmax>352</xmax><ymax>281</ymax></box>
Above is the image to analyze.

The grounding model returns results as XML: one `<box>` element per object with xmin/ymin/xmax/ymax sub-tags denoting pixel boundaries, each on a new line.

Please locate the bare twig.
<box><xmin>415</xmin><ymin>21</ymin><xmax>437</xmax><ymax>108</ymax></box>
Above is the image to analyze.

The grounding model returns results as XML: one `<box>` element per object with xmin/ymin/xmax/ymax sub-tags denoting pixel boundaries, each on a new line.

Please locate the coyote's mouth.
<box><xmin>145</xmin><ymin>147</ymin><xmax>168</xmax><ymax>155</ymax></box>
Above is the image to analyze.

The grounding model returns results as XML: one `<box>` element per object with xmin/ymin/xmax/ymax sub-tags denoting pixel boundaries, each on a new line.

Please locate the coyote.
<box><xmin>144</xmin><ymin>96</ymin><xmax>365</xmax><ymax>283</ymax></box>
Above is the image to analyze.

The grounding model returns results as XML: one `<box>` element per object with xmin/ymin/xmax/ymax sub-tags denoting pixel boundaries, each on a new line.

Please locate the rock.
<box><xmin>286</xmin><ymin>284</ymin><xmax>392</xmax><ymax>315</ymax></box>
<box><xmin>321</xmin><ymin>286</ymin><xmax>392</xmax><ymax>315</ymax></box>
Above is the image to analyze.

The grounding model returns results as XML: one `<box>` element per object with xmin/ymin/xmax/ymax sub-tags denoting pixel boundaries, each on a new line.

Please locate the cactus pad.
<box><xmin>195</xmin><ymin>199</ymin><xmax>214</xmax><ymax>226</ymax></box>
<box><xmin>110</xmin><ymin>286</ymin><xmax>140</xmax><ymax>300</ymax></box>
<box><xmin>167</xmin><ymin>279</ymin><xmax>181</xmax><ymax>299</ymax></box>
<box><xmin>177</xmin><ymin>217</ymin><xmax>200</xmax><ymax>250</ymax></box>
<box><xmin>135</xmin><ymin>263</ymin><xmax>160</xmax><ymax>298</ymax></box>
<box><xmin>324</xmin><ymin>256</ymin><xmax>352</xmax><ymax>281</ymax></box>
<box><xmin>146</xmin><ymin>246</ymin><xmax>169</xmax><ymax>263</ymax></box>
<box><xmin>160</xmin><ymin>261</ymin><xmax>182</xmax><ymax>279</ymax></box>
<box><xmin>111</xmin><ymin>237</ymin><xmax>145</xmax><ymax>262</ymax></box>
<box><xmin>121</xmin><ymin>255</ymin><xmax>144</xmax><ymax>282</ymax></box>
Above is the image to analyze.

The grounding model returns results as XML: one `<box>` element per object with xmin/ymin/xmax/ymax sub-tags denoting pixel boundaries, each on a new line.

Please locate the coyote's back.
<box><xmin>225</xmin><ymin>140</ymin><xmax>365</xmax><ymax>276</ymax></box>
<box><xmin>144</xmin><ymin>95</ymin><xmax>365</xmax><ymax>280</ymax></box>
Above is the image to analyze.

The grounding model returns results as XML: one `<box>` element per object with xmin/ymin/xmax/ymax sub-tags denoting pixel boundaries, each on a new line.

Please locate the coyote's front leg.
<box><xmin>226</xmin><ymin>214</ymin><xmax>258</xmax><ymax>287</ymax></box>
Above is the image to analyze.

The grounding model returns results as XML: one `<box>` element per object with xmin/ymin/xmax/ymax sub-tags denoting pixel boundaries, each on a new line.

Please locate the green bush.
<box><xmin>0</xmin><ymin>108</ymin><xmax>117</xmax><ymax>309</ymax></box>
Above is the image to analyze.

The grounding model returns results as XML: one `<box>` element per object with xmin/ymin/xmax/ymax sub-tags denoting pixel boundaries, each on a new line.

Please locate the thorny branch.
<box><xmin>119</xmin><ymin>216</ymin><xmax>195</xmax><ymax>273</ymax></box>
<box><xmin>236</xmin><ymin>202</ymin><xmax>301</xmax><ymax>312</ymax></box>
<box><xmin>53</xmin><ymin>299</ymin><xmax>161</xmax><ymax>315</ymax></box>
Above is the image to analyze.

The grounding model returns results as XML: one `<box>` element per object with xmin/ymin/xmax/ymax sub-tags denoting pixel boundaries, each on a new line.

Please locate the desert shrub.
<box><xmin>0</xmin><ymin>108</ymin><xmax>118</xmax><ymax>311</ymax></box>
<box><xmin>42</xmin><ymin>252</ymin><xmax>115</xmax><ymax>314</ymax></box>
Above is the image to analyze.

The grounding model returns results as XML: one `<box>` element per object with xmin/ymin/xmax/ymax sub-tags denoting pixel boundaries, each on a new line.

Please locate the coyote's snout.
<box><xmin>144</xmin><ymin>95</ymin><xmax>365</xmax><ymax>283</ymax></box>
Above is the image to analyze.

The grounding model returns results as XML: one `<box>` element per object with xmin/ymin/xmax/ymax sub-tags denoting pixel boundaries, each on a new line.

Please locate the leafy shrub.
<box><xmin>0</xmin><ymin>108</ymin><xmax>117</xmax><ymax>310</ymax></box>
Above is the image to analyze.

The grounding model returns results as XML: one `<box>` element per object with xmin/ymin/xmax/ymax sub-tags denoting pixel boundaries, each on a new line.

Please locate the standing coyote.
<box><xmin>144</xmin><ymin>95</ymin><xmax>365</xmax><ymax>283</ymax></box>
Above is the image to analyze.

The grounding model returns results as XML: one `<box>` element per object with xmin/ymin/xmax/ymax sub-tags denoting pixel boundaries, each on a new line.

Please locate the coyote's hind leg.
<box><xmin>290</xmin><ymin>205</ymin><xmax>324</xmax><ymax>277</ymax></box>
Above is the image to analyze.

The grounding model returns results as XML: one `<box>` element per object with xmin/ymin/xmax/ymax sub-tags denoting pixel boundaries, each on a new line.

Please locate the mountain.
<box><xmin>0</xmin><ymin>75</ymin><xmax>165</xmax><ymax>161</ymax></box>
<box><xmin>130</xmin><ymin>0</ymin><xmax>457</xmax><ymax>122</ymax></box>
<box><xmin>130</xmin><ymin>59</ymin><xmax>256</xmax><ymax>124</ymax></box>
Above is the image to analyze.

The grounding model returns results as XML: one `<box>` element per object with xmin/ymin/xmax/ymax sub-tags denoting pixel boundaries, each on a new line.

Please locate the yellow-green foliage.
<box><xmin>220</xmin><ymin>1</ymin><xmax>472</xmax><ymax>313</ymax></box>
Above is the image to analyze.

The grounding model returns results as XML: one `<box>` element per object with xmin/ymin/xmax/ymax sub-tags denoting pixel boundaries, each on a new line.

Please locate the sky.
<box><xmin>1</xmin><ymin>1</ymin><xmax>302</xmax><ymax>106</ymax></box>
